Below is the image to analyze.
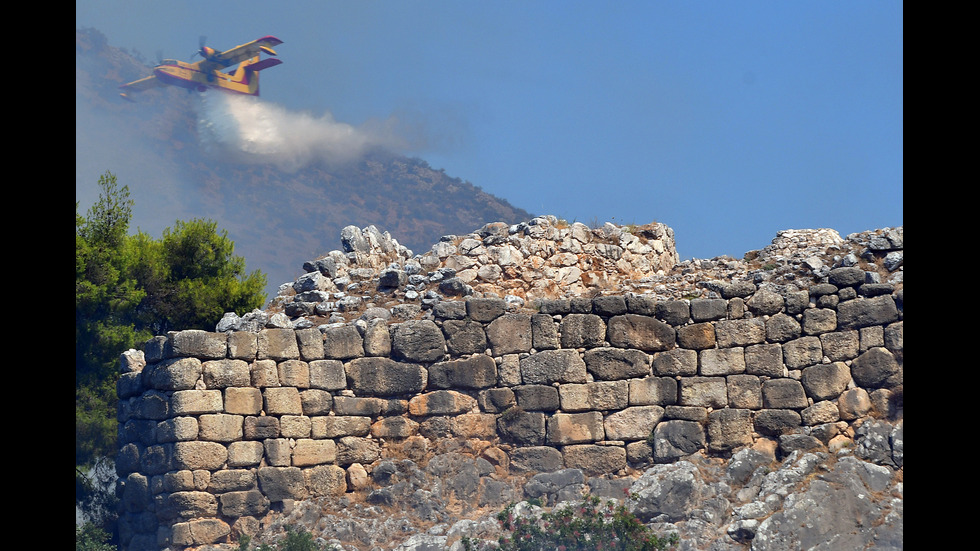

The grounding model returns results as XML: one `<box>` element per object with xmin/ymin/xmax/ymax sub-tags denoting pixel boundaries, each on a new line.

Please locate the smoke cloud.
<box><xmin>196</xmin><ymin>92</ymin><xmax>414</xmax><ymax>171</ymax></box>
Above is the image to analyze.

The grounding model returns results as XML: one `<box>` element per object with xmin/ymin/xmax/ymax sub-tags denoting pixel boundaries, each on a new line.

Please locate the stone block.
<box><xmin>218</xmin><ymin>490</ymin><xmax>269</xmax><ymax>518</ymax></box>
<box><xmin>497</xmin><ymin>409</ymin><xmax>546</xmax><ymax>446</ymax></box>
<box><xmin>466</xmin><ymin>297</ymin><xmax>507</xmax><ymax>322</ymax></box>
<box><xmin>478</xmin><ymin>387</ymin><xmax>516</xmax><ymax>413</ymax></box>
<box><xmin>652</xmin><ymin>420</ymin><xmax>706</xmax><ymax>463</ymax></box>
<box><xmin>606</xmin><ymin>315</ymin><xmax>675</xmax><ymax>352</ymax></box>
<box><xmin>322</xmin><ymin>325</ymin><xmax>365</xmax><ymax>360</ymax></box>
<box><xmin>652</xmin><ymin>348</ymin><xmax>697</xmax><ymax>377</ymax></box>
<box><xmin>295</xmin><ymin>327</ymin><xmax>325</xmax><ymax>361</ymax></box>
<box><xmin>309</xmin><ymin>359</ymin><xmax>347</xmax><ymax>390</ymax></box>
<box><xmin>801</xmin><ymin>401</ymin><xmax>840</xmax><ymax>425</ymax></box>
<box><xmin>171</xmin><ymin>390</ymin><xmax>223</xmax><ymax>415</ymax></box>
<box><xmin>155</xmin><ymin>417</ymin><xmax>199</xmax><ymax>443</ymax></box>
<box><xmin>510</xmin><ymin>446</ymin><xmax>564</xmax><ymax>473</ymax></box>
<box><xmin>707</xmin><ymin>409</ymin><xmax>753</xmax><ymax>453</ymax></box>
<box><xmin>390</xmin><ymin>320</ymin><xmax>446</xmax><ymax>362</ymax></box>
<box><xmin>753</xmin><ymin>409</ymin><xmax>802</xmax><ymax>436</ymax></box>
<box><xmin>583</xmin><ymin>347</ymin><xmax>650</xmax><ymax>380</ymax></box>
<box><xmin>513</xmin><ymin>385</ymin><xmax>560</xmax><ymax>411</ymax></box>
<box><xmin>243</xmin><ymin>416</ymin><xmax>279</xmax><ymax>440</ymax></box>
<box><xmin>679</xmin><ymin>377</ymin><xmax>727</xmax><ymax>408</ymax></box>
<box><xmin>726</xmin><ymin>375</ymin><xmax>762</xmax><ymax>409</ymax></box>
<box><xmin>547</xmin><ymin>411</ymin><xmax>604</xmax><ymax>445</ymax></box>
<box><xmin>803</xmin><ymin>308</ymin><xmax>838</xmax><ymax>335</ymax></box>
<box><xmin>257</xmin><ymin>466</ymin><xmax>308</xmax><ymax>501</ymax></box>
<box><xmin>563</xmin><ymin>444</ymin><xmax>627</xmax><ymax>476</ymax></box>
<box><xmin>173</xmin><ymin>441</ymin><xmax>227</xmax><ymax>471</ymax></box>
<box><xmin>851</xmin><ymin>347</ymin><xmax>901</xmax><ymax>388</ymax></box>
<box><xmin>198</xmin><ymin>414</ymin><xmax>243</xmax><ymax>442</ymax></box>
<box><xmin>520</xmin><ymin>349</ymin><xmax>587</xmax><ymax>384</ymax></box>
<box><xmin>801</xmin><ymin>362</ymin><xmax>851</xmax><ymax>401</ymax></box>
<box><xmin>117</xmin><ymin>372</ymin><xmax>143</xmax><ymax>400</ymax></box>
<box><xmin>699</xmin><ymin>347</ymin><xmax>745</xmax><ymax>376</ymax></box>
<box><xmin>560</xmin><ymin>314</ymin><xmax>606</xmax><ymax>348</ymax></box>
<box><xmin>140</xmin><ymin>444</ymin><xmax>171</xmax><ymax>475</ymax></box>
<box><xmin>676</xmin><ymin>323</ymin><xmax>715</xmax><ymax>350</ymax></box>
<box><xmin>346</xmin><ymin>357</ymin><xmax>427</xmax><ymax>396</ymax></box>
<box><xmin>655</xmin><ymin>300</ymin><xmax>690</xmax><ymax>325</ymax></box>
<box><xmin>837</xmin><ymin>388</ymin><xmax>872</xmax><ymax>420</ymax></box>
<box><xmin>227</xmin><ymin>332</ymin><xmax>257</xmax><ymax>360</ymax></box>
<box><xmin>146</xmin><ymin>357</ymin><xmax>203</xmax><ymax>391</ymax></box>
<box><xmin>263</xmin><ymin>387</ymin><xmax>303</xmax><ymax>415</ymax></box>
<box><xmin>363</xmin><ymin>318</ymin><xmax>392</xmax><ymax>357</ymax></box>
<box><xmin>558</xmin><ymin>381</ymin><xmax>628</xmax><ymax>412</ymax></box>
<box><xmin>305</xmin><ymin>464</ymin><xmax>347</xmax><ymax>497</ymax></box>
<box><xmin>715</xmin><ymin>318</ymin><xmax>766</xmax><ymax>347</ymax></box>
<box><xmin>169</xmin><ymin>490</ymin><xmax>219</xmax><ymax>519</ymax></box>
<box><xmin>313</xmin><ymin>416</ymin><xmax>371</xmax><ymax>438</ymax></box>
<box><xmin>250</xmin><ymin>359</ymin><xmax>280</xmax><ymax>388</ymax></box>
<box><xmin>277</xmin><ymin>359</ymin><xmax>310</xmax><ymax>388</ymax></box>
<box><xmin>782</xmin><ymin>336</ymin><xmax>823</xmax><ymax>369</ymax></box>
<box><xmin>451</xmin><ymin>413</ymin><xmax>498</xmax><ymax>439</ymax></box>
<box><xmin>227</xmin><ymin>441</ymin><xmax>264</xmax><ymax>467</ymax></box>
<box><xmin>589</xmin><ymin>294</ymin><xmax>626</xmax><ymax>315</ymax></box>
<box><xmin>332</xmin><ymin>396</ymin><xmax>384</xmax><ymax>417</ymax></box>
<box><xmin>257</xmin><ymin>328</ymin><xmax>299</xmax><ymax>361</ymax></box>
<box><xmin>628</xmin><ymin>377</ymin><xmax>677</xmax><ymax>406</ymax></box>
<box><xmin>766</xmin><ymin>313</ymin><xmax>802</xmax><ymax>343</ymax></box>
<box><xmin>408</xmin><ymin>390</ymin><xmax>477</xmax><ymax>416</ymax></box>
<box><xmin>837</xmin><ymin>295</ymin><xmax>900</xmax><ymax>329</ymax></box>
<box><xmin>170</xmin><ymin>330</ymin><xmax>228</xmax><ymax>360</ymax></box>
<box><xmin>486</xmin><ymin>313</ymin><xmax>533</xmax><ymax>355</ymax></box>
<box><xmin>604</xmin><ymin>406</ymin><xmax>665</xmax><ymax>441</ymax></box>
<box><xmin>280</xmin><ymin>415</ymin><xmax>312</xmax><ymax>438</ymax></box>
<box><xmin>442</xmin><ymin>320</ymin><xmax>487</xmax><ymax>355</ymax></box>
<box><xmin>428</xmin><ymin>354</ymin><xmax>497</xmax><ymax>389</ymax></box>
<box><xmin>263</xmin><ymin>439</ymin><xmax>292</xmax><ymax>467</ymax></box>
<box><xmin>744</xmin><ymin>344</ymin><xmax>784</xmax><ymax>377</ymax></box>
<box><xmin>819</xmin><ymin>331</ymin><xmax>860</xmax><ymax>362</ymax></box>
<box><xmin>531</xmin><ymin>313</ymin><xmax>560</xmax><ymax>350</ymax></box>
<box><xmin>300</xmin><ymin>389</ymin><xmax>333</xmax><ymax>415</ymax></box>
<box><xmin>208</xmin><ymin>469</ymin><xmax>256</xmax><ymax>493</ymax></box>
<box><xmin>762</xmin><ymin>379</ymin><xmax>808</xmax><ymax>409</ymax></box>
<box><xmin>497</xmin><ymin>354</ymin><xmax>522</xmax><ymax>386</ymax></box>
<box><xmin>202</xmin><ymin>359</ymin><xmax>250</xmax><ymax>389</ymax></box>
<box><xmin>291</xmin><ymin>439</ymin><xmax>337</xmax><ymax>466</ymax></box>
<box><xmin>335</xmin><ymin>436</ymin><xmax>381</xmax><ymax>466</ymax></box>
<box><xmin>690</xmin><ymin>299</ymin><xmax>728</xmax><ymax>322</ymax></box>
<box><xmin>625</xmin><ymin>295</ymin><xmax>657</xmax><ymax>315</ymax></box>
<box><xmin>369</xmin><ymin>417</ymin><xmax>418</xmax><ymax>439</ymax></box>
<box><xmin>747</xmin><ymin>289</ymin><xmax>785</xmax><ymax>316</ymax></box>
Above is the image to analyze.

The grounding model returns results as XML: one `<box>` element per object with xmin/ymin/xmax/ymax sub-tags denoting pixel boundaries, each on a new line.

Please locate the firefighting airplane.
<box><xmin>119</xmin><ymin>36</ymin><xmax>283</xmax><ymax>101</ymax></box>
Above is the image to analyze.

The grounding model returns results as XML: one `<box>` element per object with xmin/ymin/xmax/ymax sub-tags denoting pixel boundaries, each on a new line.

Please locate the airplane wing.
<box><xmin>209</xmin><ymin>36</ymin><xmax>283</xmax><ymax>67</ymax></box>
<box><xmin>119</xmin><ymin>75</ymin><xmax>166</xmax><ymax>95</ymax></box>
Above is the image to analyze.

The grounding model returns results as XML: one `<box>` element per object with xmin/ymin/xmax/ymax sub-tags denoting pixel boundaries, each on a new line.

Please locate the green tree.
<box><xmin>129</xmin><ymin>218</ymin><xmax>267</xmax><ymax>335</ymax></box>
<box><xmin>76</xmin><ymin>171</ymin><xmax>268</xmax><ymax>544</ymax></box>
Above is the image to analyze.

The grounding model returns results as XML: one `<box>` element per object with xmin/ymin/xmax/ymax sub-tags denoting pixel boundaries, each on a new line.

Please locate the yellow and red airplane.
<box><xmin>119</xmin><ymin>36</ymin><xmax>283</xmax><ymax>101</ymax></box>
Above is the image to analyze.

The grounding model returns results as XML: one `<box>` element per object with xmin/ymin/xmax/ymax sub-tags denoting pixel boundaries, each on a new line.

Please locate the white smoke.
<box><xmin>196</xmin><ymin>92</ymin><xmax>412</xmax><ymax>171</ymax></box>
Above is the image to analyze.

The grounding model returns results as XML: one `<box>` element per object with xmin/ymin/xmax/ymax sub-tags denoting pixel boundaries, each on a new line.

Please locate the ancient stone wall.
<box><xmin>116</xmin><ymin>272</ymin><xmax>903</xmax><ymax>550</ymax></box>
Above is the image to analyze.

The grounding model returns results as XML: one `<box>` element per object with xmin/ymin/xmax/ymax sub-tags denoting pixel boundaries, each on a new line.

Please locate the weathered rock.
<box><xmin>345</xmin><ymin>357</ymin><xmax>427</xmax><ymax>396</ymax></box>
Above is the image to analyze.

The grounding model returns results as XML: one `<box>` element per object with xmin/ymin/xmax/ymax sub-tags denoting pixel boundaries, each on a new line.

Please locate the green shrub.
<box><xmin>464</xmin><ymin>494</ymin><xmax>678</xmax><ymax>551</ymax></box>
<box><xmin>238</xmin><ymin>526</ymin><xmax>337</xmax><ymax>551</ymax></box>
<box><xmin>75</xmin><ymin>523</ymin><xmax>115</xmax><ymax>551</ymax></box>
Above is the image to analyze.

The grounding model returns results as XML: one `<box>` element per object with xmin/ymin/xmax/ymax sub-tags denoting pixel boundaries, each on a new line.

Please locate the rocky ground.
<box><xmin>201</xmin><ymin>218</ymin><xmax>902</xmax><ymax>551</ymax></box>
<box><xmin>193</xmin><ymin>415</ymin><xmax>901</xmax><ymax>551</ymax></box>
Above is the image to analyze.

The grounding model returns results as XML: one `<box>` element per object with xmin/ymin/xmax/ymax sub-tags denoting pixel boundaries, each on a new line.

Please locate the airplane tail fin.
<box><xmin>232</xmin><ymin>56</ymin><xmax>283</xmax><ymax>96</ymax></box>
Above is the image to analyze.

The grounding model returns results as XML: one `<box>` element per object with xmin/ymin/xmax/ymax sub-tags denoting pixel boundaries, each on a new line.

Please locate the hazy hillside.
<box><xmin>75</xmin><ymin>28</ymin><xmax>532</xmax><ymax>298</ymax></box>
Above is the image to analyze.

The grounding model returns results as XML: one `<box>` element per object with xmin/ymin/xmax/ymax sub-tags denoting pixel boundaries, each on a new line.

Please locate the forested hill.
<box><xmin>75</xmin><ymin>27</ymin><xmax>532</xmax><ymax>298</ymax></box>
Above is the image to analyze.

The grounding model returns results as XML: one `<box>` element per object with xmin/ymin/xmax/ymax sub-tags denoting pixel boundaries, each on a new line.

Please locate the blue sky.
<box><xmin>77</xmin><ymin>1</ymin><xmax>902</xmax><ymax>261</ymax></box>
